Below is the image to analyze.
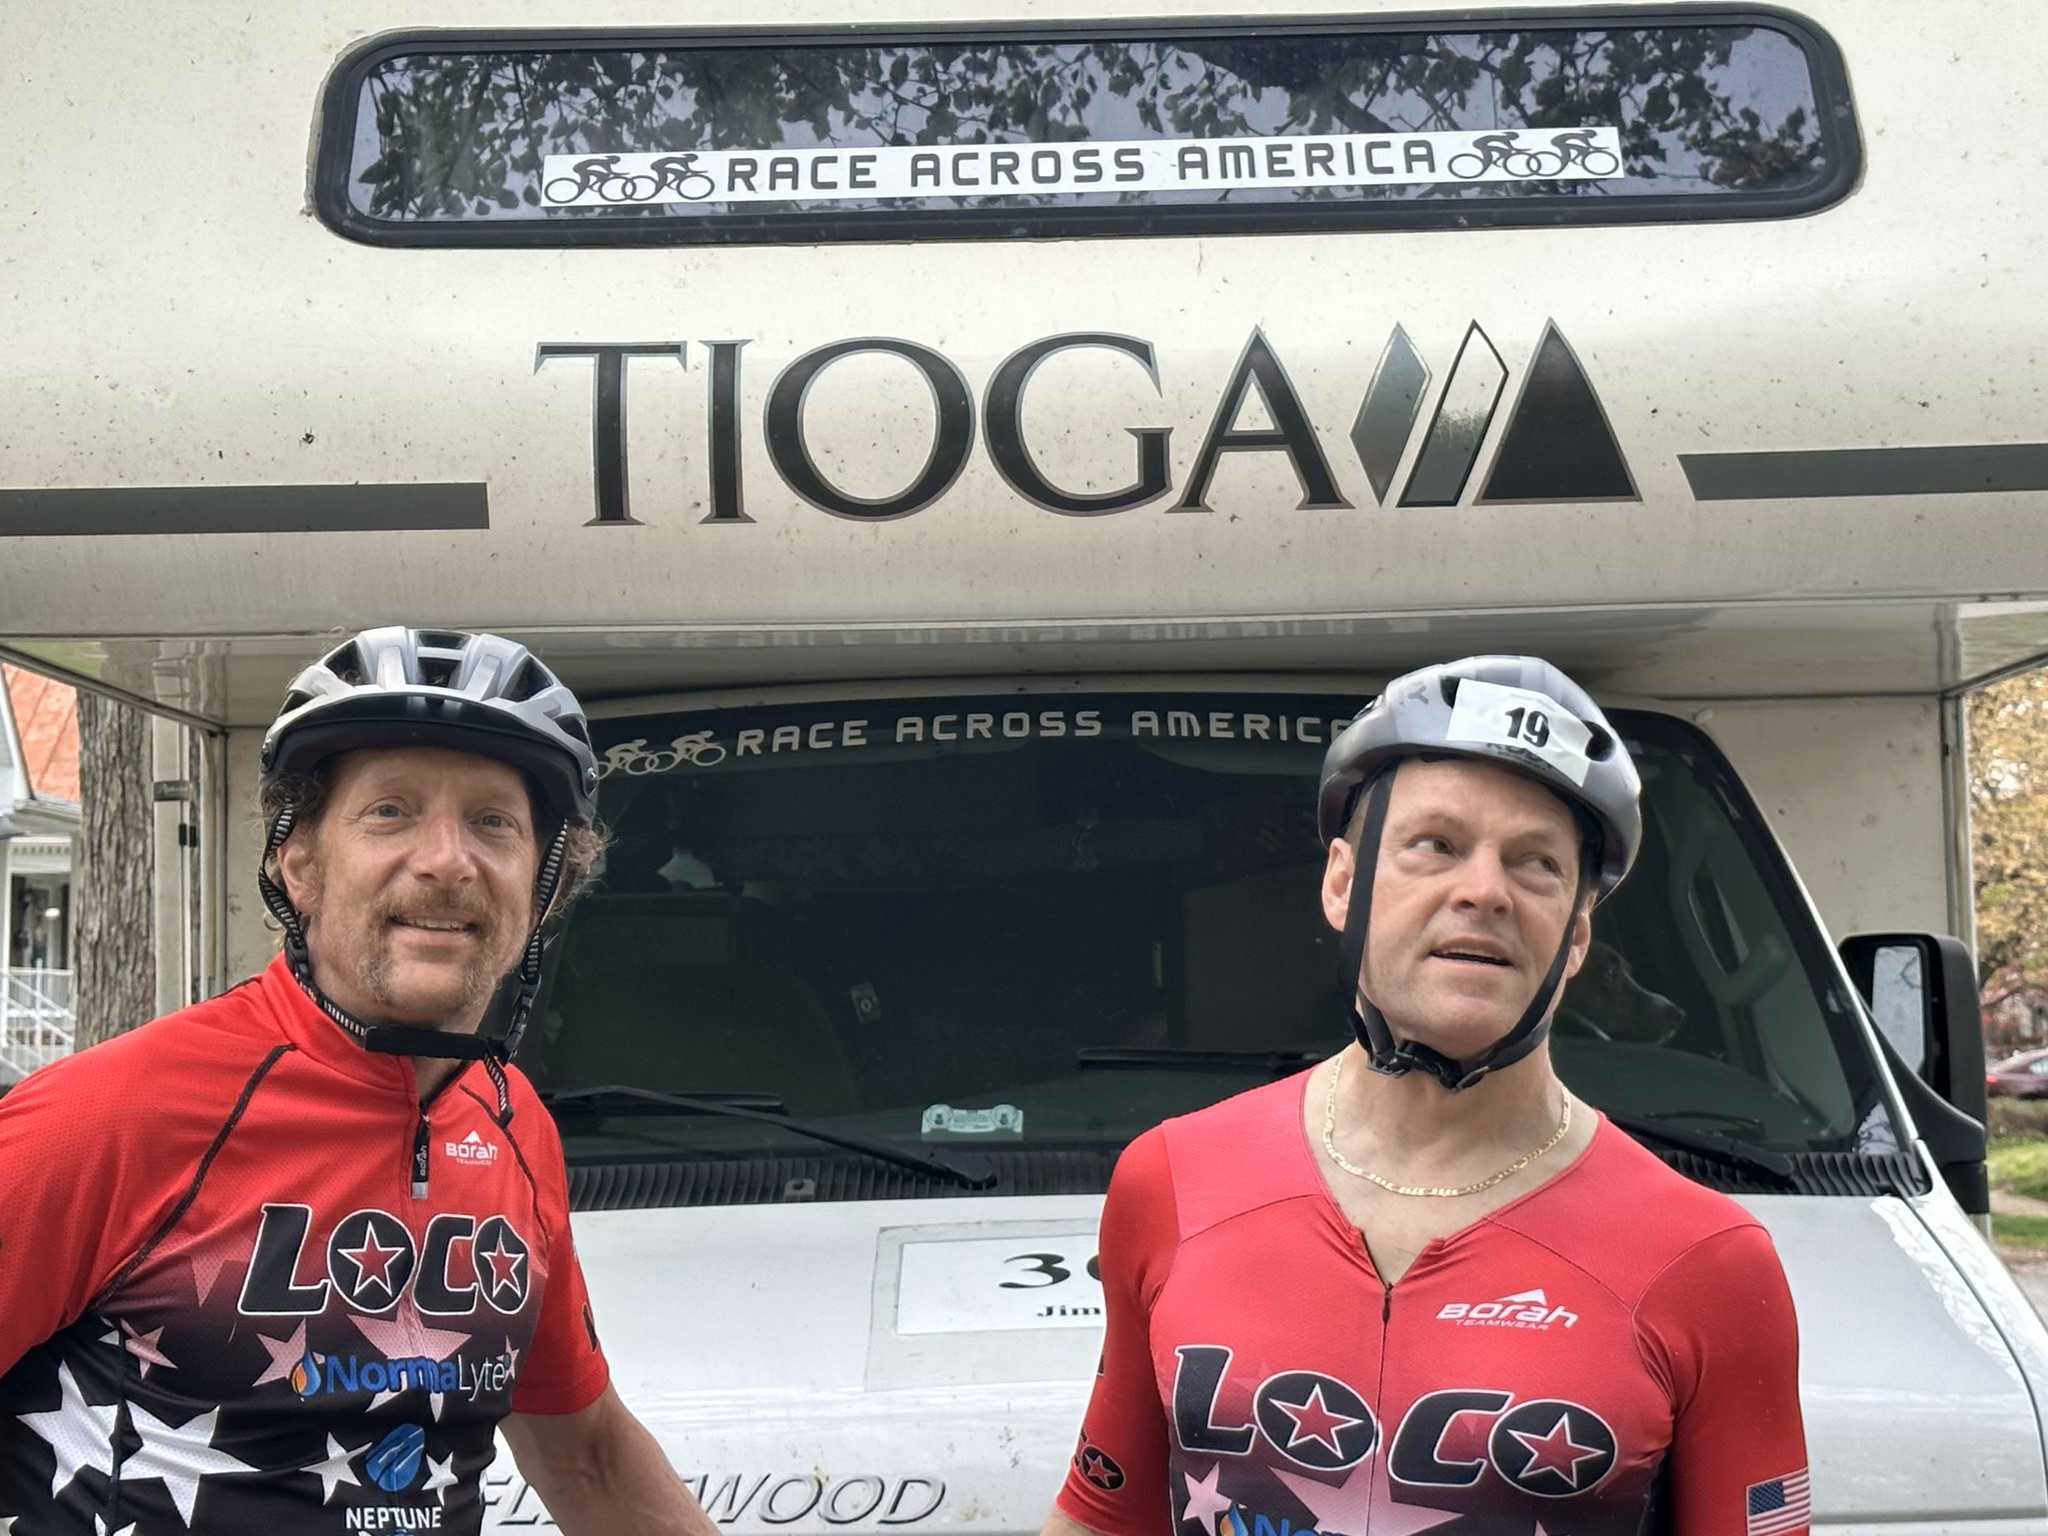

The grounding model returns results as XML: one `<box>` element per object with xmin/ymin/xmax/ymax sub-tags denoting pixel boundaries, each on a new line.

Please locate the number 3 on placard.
<box><xmin>999</xmin><ymin>1252</ymin><xmax>1102</xmax><ymax>1288</ymax></box>
<box><xmin>1502</xmin><ymin>706</ymin><xmax>1550</xmax><ymax>747</ymax></box>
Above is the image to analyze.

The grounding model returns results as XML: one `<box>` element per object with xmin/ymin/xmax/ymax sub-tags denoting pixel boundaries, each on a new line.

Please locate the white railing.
<box><xmin>0</xmin><ymin>967</ymin><xmax>75</xmax><ymax>1081</ymax></box>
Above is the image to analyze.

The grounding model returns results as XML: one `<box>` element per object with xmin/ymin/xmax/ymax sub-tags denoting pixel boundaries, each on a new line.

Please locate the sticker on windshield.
<box><xmin>1445</xmin><ymin>679</ymin><xmax>1594</xmax><ymax>785</ymax></box>
<box><xmin>895</xmin><ymin>1236</ymin><xmax>1104</xmax><ymax>1334</ymax></box>
<box><xmin>921</xmin><ymin>1103</ymin><xmax>1023</xmax><ymax>1139</ymax></box>
<box><xmin>541</xmin><ymin>127</ymin><xmax>1622</xmax><ymax>208</ymax></box>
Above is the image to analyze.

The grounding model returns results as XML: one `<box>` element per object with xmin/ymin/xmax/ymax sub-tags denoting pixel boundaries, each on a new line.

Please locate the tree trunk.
<box><xmin>73</xmin><ymin>692</ymin><xmax>155</xmax><ymax>1045</ymax></box>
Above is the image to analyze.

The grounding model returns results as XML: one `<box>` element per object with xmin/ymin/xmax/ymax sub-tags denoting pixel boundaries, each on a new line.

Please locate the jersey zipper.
<box><xmin>411</xmin><ymin>1111</ymin><xmax>432</xmax><ymax>1199</ymax></box>
<box><xmin>409</xmin><ymin>1069</ymin><xmax>463</xmax><ymax>1200</ymax></box>
<box><xmin>1367</xmin><ymin>1234</ymin><xmax>1394</xmax><ymax>1528</ymax></box>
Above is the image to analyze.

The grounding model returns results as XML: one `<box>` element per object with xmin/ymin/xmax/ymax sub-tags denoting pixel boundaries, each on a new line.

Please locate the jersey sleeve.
<box><xmin>0</xmin><ymin>1046</ymin><xmax>182</xmax><ymax>1377</ymax></box>
<box><xmin>1636</xmin><ymin>1222</ymin><xmax>1809</xmax><ymax>1536</ymax></box>
<box><xmin>509</xmin><ymin>1115</ymin><xmax>612</xmax><ymax>1416</ymax></box>
<box><xmin>1055</xmin><ymin>1127</ymin><xmax>1179</xmax><ymax>1536</ymax></box>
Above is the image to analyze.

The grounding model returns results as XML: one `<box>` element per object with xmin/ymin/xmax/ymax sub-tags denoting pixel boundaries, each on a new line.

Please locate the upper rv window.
<box><xmin>316</xmin><ymin>14</ymin><xmax>1856</xmax><ymax>246</ymax></box>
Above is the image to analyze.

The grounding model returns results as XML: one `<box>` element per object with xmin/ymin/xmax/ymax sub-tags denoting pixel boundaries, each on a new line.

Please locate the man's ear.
<box><xmin>1320</xmin><ymin>837</ymin><xmax>1355</xmax><ymax>934</ymax></box>
<box><xmin>276</xmin><ymin>824</ymin><xmax>321</xmax><ymax>916</ymax></box>
<box><xmin>1560</xmin><ymin>901</ymin><xmax>1594</xmax><ymax>983</ymax></box>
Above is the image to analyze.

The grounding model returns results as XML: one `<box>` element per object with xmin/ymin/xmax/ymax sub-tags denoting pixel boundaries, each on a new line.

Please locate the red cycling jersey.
<box><xmin>1057</xmin><ymin>1073</ymin><xmax>1807</xmax><ymax>1536</ymax></box>
<box><xmin>0</xmin><ymin>954</ymin><xmax>609</xmax><ymax>1535</ymax></box>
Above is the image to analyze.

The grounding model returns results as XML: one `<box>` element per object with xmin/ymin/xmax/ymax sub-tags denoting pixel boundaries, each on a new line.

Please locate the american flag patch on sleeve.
<box><xmin>1746</xmin><ymin>1469</ymin><xmax>1811</xmax><ymax>1536</ymax></box>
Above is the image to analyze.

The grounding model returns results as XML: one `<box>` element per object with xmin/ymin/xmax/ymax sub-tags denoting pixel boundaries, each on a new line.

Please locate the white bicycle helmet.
<box><xmin>1318</xmin><ymin>656</ymin><xmax>1643</xmax><ymax>1090</ymax></box>
<box><xmin>260</xmin><ymin>626</ymin><xmax>597</xmax><ymax>824</ymax></box>
<box><xmin>256</xmin><ymin>627</ymin><xmax>599</xmax><ymax>1088</ymax></box>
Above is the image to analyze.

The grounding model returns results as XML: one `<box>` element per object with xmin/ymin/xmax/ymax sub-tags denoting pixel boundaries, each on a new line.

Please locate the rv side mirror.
<box><xmin>1839</xmin><ymin>932</ymin><xmax>1989</xmax><ymax>1216</ymax></box>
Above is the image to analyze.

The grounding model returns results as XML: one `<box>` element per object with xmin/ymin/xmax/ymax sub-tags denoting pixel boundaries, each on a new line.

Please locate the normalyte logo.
<box><xmin>1436</xmin><ymin>1288</ymin><xmax>1579</xmax><ymax>1330</ymax></box>
<box><xmin>294</xmin><ymin>1346</ymin><xmax>519</xmax><ymax>1402</ymax></box>
<box><xmin>534</xmin><ymin>323</ymin><xmax>1636</xmax><ymax>527</ymax></box>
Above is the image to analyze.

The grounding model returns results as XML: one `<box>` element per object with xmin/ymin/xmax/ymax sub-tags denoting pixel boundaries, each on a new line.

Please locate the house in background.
<box><xmin>1</xmin><ymin>663</ymin><xmax>79</xmax><ymax>1080</ymax></box>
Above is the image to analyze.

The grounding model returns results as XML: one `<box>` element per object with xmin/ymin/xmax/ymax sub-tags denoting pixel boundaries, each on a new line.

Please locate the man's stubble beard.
<box><xmin>353</xmin><ymin>921</ymin><xmax>504</xmax><ymax>1027</ymax></box>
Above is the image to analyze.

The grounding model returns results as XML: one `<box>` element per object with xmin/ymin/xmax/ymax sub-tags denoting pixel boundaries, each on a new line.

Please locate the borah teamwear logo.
<box><xmin>444</xmin><ymin>1128</ymin><xmax>500</xmax><ymax>1165</ymax></box>
<box><xmin>1434</xmin><ymin>1288</ymin><xmax>1579</xmax><ymax>1330</ymax></box>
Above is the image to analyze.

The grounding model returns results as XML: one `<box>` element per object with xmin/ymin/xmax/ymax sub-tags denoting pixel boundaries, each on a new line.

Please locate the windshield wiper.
<box><xmin>1604</xmin><ymin>1111</ymin><xmax>1797</xmax><ymax>1184</ymax></box>
<box><xmin>540</xmin><ymin>1085</ymin><xmax>996</xmax><ymax>1191</ymax></box>
<box><xmin>1078</xmin><ymin>1046</ymin><xmax>1325</xmax><ymax>1076</ymax></box>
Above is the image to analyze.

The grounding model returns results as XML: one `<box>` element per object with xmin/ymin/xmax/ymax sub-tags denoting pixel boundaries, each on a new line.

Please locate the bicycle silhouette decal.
<box><xmin>543</xmin><ymin>154</ymin><xmax>714</xmax><ymax>206</ymax></box>
<box><xmin>1447</xmin><ymin>130</ymin><xmax>1621</xmax><ymax>181</ymax></box>
<box><xmin>598</xmin><ymin>732</ymin><xmax>728</xmax><ymax>778</ymax></box>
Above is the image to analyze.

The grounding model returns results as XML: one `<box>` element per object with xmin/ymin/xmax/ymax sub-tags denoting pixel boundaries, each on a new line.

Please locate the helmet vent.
<box><xmin>507</xmin><ymin>657</ymin><xmax>549</xmax><ymax>703</ymax></box>
<box><xmin>325</xmin><ymin>641</ymin><xmax>368</xmax><ymax>688</ymax></box>
<box><xmin>559</xmin><ymin>714</ymin><xmax>591</xmax><ymax>745</ymax></box>
<box><xmin>416</xmin><ymin>655</ymin><xmax>460</xmax><ymax>690</ymax></box>
<box><xmin>417</xmin><ymin>630</ymin><xmax>466</xmax><ymax>651</ymax></box>
<box><xmin>1584</xmin><ymin>724</ymin><xmax>1616</xmax><ymax>761</ymax></box>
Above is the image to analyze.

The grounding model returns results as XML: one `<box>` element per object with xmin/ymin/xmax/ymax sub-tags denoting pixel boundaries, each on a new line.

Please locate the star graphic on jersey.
<box><xmin>125</xmin><ymin>1403</ymin><xmax>261</xmax><ymax>1524</ymax></box>
<box><xmin>1181</xmin><ymin>1464</ymin><xmax>1235</xmax><ymax>1535</ymax></box>
<box><xmin>119</xmin><ymin>1321</ymin><xmax>174</xmax><ymax>1380</ymax></box>
<box><xmin>1272</xmin><ymin>1383</ymin><xmax>1366</xmax><ymax>1455</ymax></box>
<box><xmin>253</xmin><ymin>1322</ymin><xmax>309</xmax><ymax>1387</ymax></box>
<box><xmin>338</xmin><ymin>1227</ymin><xmax>408</xmax><ymax>1296</ymax></box>
<box><xmin>353</xmin><ymin>1296</ymin><xmax>471</xmax><ymax>1364</ymax></box>
<box><xmin>18</xmin><ymin>1361</ymin><xmax>121</xmax><ymax>1500</ymax></box>
<box><xmin>306</xmin><ymin>1434</ymin><xmax>364</xmax><ymax>1504</ymax></box>
<box><xmin>1274</xmin><ymin>1462</ymin><xmax>1465</xmax><ymax>1536</ymax></box>
<box><xmin>477</xmin><ymin>1230</ymin><xmax>526</xmax><ymax>1296</ymax></box>
<box><xmin>1509</xmin><ymin>1415</ymin><xmax>1606</xmax><ymax>1490</ymax></box>
<box><xmin>357</xmin><ymin>1298</ymin><xmax>467</xmax><ymax>1419</ymax></box>
<box><xmin>423</xmin><ymin>1452</ymin><xmax>459</xmax><ymax>1505</ymax></box>
<box><xmin>187</xmin><ymin>1252</ymin><xmax>232</xmax><ymax>1306</ymax></box>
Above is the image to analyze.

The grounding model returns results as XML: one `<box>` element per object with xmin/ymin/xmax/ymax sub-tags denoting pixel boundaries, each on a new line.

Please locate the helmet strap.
<box><xmin>255</xmin><ymin>805</ymin><xmax>571</xmax><ymax>1123</ymax></box>
<box><xmin>1339</xmin><ymin>763</ymin><xmax>1590</xmax><ymax>1093</ymax></box>
<box><xmin>1339</xmin><ymin>766</ymin><xmax>1407</xmax><ymax>1075</ymax></box>
<box><xmin>500</xmin><ymin>821</ymin><xmax>570</xmax><ymax>1066</ymax></box>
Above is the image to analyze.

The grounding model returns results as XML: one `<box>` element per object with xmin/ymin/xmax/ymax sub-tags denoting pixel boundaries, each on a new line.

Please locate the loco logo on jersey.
<box><xmin>1389</xmin><ymin>1391</ymin><xmax>1617</xmax><ymax>1496</ymax></box>
<box><xmin>1175</xmin><ymin>1349</ymin><xmax>1618</xmax><ymax>1498</ymax></box>
<box><xmin>239</xmin><ymin>1203</ymin><xmax>533</xmax><ymax>1318</ymax></box>
<box><xmin>1174</xmin><ymin>1348</ymin><xmax>1379</xmax><ymax>1469</ymax></box>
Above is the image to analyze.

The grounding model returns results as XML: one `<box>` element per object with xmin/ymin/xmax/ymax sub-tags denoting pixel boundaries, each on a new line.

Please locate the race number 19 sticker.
<box><xmin>1445</xmin><ymin>679</ymin><xmax>1594</xmax><ymax>785</ymax></box>
<box><xmin>895</xmin><ymin>1237</ymin><xmax>1105</xmax><ymax>1334</ymax></box>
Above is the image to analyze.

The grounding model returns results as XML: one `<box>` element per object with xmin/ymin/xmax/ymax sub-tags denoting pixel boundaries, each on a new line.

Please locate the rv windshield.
<box><xmin>529</xmin><ymin>690</ymin><xmax>1908</xmax><ymax>1206</ymax></box>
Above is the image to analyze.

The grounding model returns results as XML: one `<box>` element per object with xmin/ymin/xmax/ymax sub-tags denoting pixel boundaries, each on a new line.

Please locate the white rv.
<box><xmin>2</xmin><ymin>1</ymin><xmax>2046</xmax><ymax>1529</ymax></box>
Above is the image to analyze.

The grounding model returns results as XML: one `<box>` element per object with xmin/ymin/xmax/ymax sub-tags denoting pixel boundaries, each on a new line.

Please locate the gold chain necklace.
<box><xmin>1320</xmin><ymin>1054</ymin><xmax>1572</xmax><ymax>1198</ymax></box>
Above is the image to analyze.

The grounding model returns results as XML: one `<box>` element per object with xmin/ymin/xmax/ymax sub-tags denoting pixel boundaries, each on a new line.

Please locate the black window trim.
<box><xmin>313</xmin><ymin>5</ymin><xmax>1859</xmax><ymax>249</ymax></box>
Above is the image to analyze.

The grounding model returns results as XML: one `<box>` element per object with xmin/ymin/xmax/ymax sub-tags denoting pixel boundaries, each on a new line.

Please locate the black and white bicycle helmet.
<box><xmin>1319</xmin><ymin>656</ymin><xmax>1642</xmax><ymax>1091</ymax></box>
<box><xmin>256</xmin><ymin>627</ymin><xmax>599</xmax><ymax>1097</ymax></box>
<box><xmin>260</xmin><ymin>627</ymin><xmax>597</xmax><ymax>824</ymax></box>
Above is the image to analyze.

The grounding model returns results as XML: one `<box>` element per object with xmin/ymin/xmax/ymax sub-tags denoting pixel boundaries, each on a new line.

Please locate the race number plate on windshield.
<box><xmin>1446</xmin><ymin>679</ymin><xmax>1593</xmax><ymax>785</ymax></box>
<box><xmin>894</xmin><ymin>1235</ymin><xmax>1104</xmax><ymax>1334</ymax></box>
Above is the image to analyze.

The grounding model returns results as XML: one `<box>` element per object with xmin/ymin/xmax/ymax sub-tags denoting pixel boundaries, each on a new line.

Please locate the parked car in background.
<box><xmin>1990</xmin><ymin>1049</ymin><xmax>2048</xmax><ymax>1099</ymax></box>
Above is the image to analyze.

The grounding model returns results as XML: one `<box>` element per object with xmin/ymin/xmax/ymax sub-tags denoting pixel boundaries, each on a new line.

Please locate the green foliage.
<box><xmin>1990</xmin><ymin>1098</ymin><xmax>2048</xmax><ymax>1142</ymax></box>
<box><xmin>1971</xmin><ymin>668</ymin><xmax>2048</xmax><ymax>1051</ymax></box>
<box><xmin>1993</xmin><ymin>1211</ymin><xmax>2048</xmax><ymax>1255</ymax></box>
<box><xmin>1988</xmin><ymin>1138</ymin><xmax>2048</xmax><ymax>1202</ymax></box>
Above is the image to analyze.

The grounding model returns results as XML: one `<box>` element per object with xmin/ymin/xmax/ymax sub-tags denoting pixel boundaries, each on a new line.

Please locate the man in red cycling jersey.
<box><xmin>0</xmin><ymin>627</ymin><xmax>720</xmax><ymax>1536</ymax></box>
<box><xmin>1049</xmin><ymin>656</ymin><xmax>1808</xmax><ymax>1536</ymax></box>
